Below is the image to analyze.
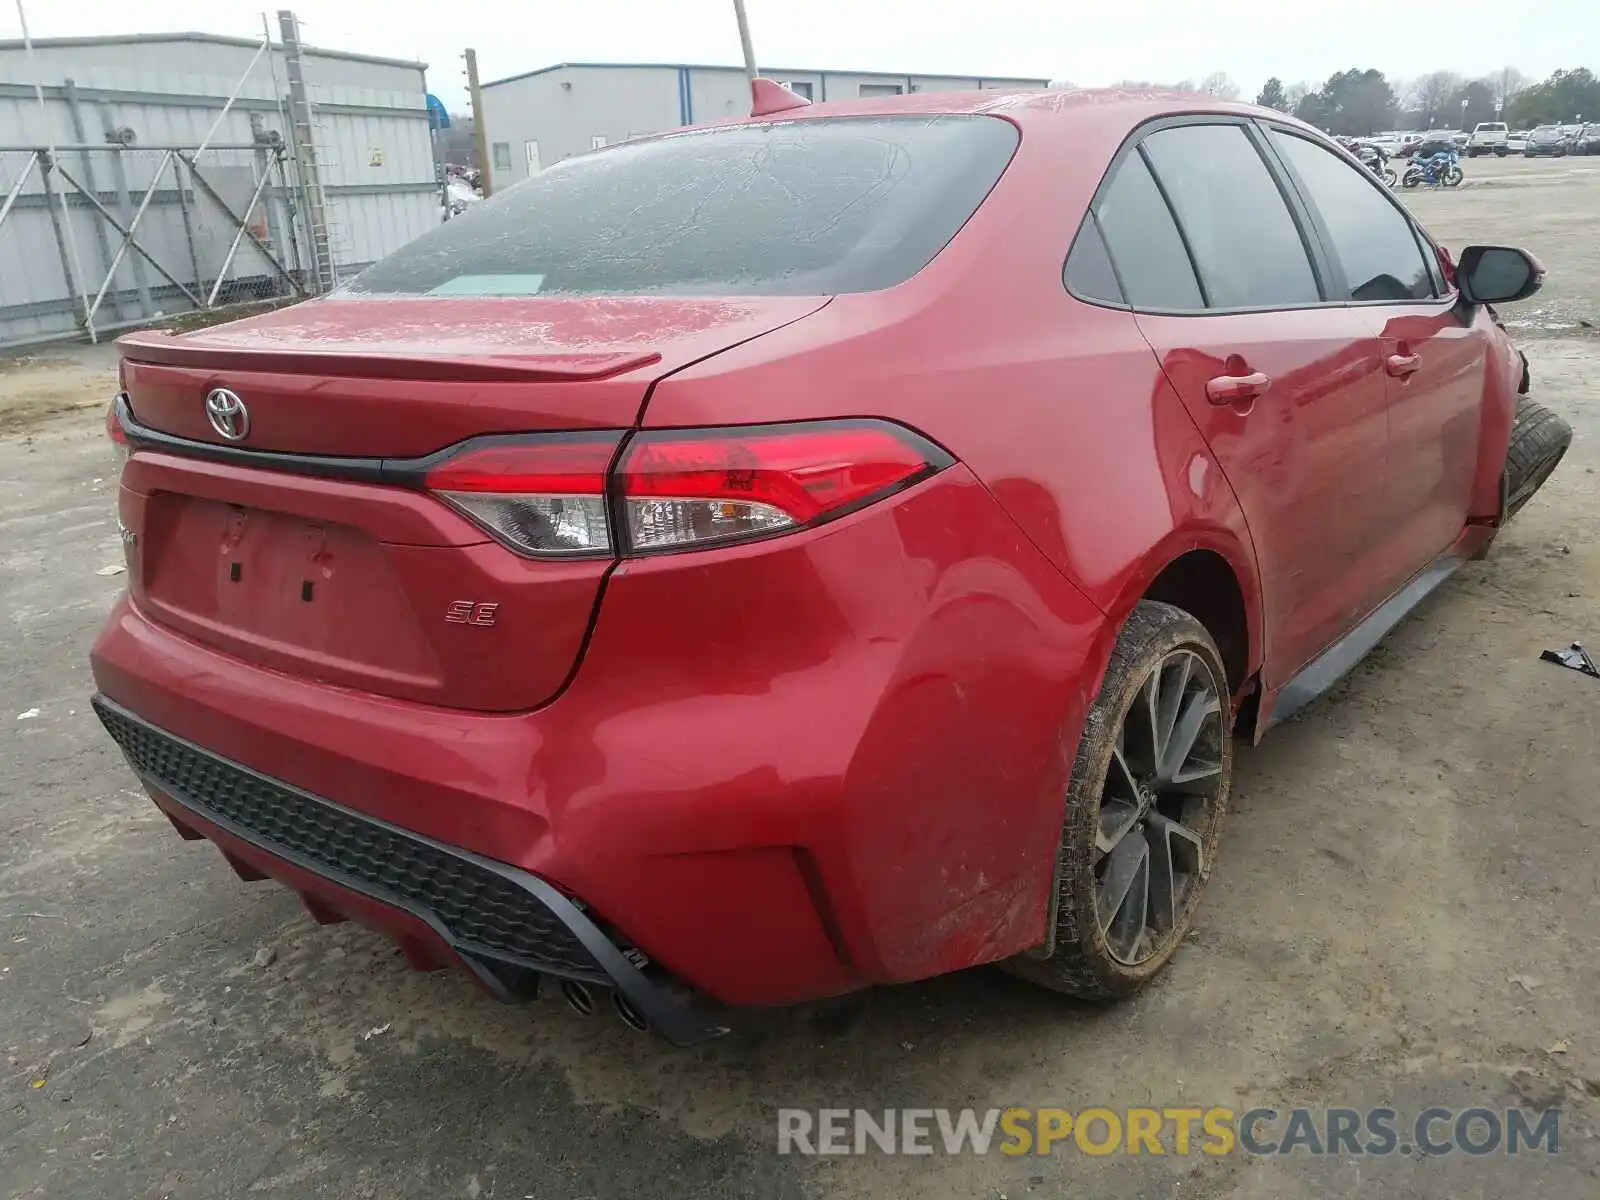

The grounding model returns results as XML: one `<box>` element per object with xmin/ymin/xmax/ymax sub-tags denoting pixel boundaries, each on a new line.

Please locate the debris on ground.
<box><xmin>252</xmin><ymin>947</ymin><xmax>276</xmax><ymax>969</ymax></box>
<box><xmin>95</xmin><ymin>563</ymin><xmax>125</xmax><ymax>576</ymax></box>
<box><xmin>1539</xmin><ymin>641</ymin><xmax>1599</xmax><ymax>678</ymax></box>
<box><xmin>16</xmin><ymin>708</ymin><xmax>39</xmax><ymax>720</ymax></box>
<box><xmin>362</xmin><ymin>1022</ymin><xmax>391</xmax><ymax>1041</ymax></box>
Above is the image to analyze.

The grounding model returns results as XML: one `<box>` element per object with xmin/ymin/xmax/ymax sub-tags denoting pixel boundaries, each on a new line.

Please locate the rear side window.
<box><xmin>1140</xmin><ymin>124</ymin><xmax>1320</xmax><ymax>309</ymax></box>
<box><xmin>344</xmin><ymin>115</ymin><xmax>1019</xmax><ymax>297</ymax></box>
<box><xmin>1063</xmin><ymin>218</ymin><xmax>1125</xmax><ymax>305</ymax></box>
<box><xmin>1092</xmin><ymin>153</ymin><xmax>1203</xmax><ymax>310</ymax></box>
<box><xmin>1268</xmin><ymin>130</ymin><xmax>1434</xmax><ymax>302</ymax></box>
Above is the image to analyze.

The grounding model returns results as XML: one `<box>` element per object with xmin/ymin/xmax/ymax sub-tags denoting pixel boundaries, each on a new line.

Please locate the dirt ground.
<box><xmin>2</xmin><ymin>154</ymin><xmax>1598</xmax><ymax>1200</ymax></box>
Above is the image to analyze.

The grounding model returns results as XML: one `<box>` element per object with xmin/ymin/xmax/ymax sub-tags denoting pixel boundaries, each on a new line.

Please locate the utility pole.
<box><xmin>464</xmin><ymin>48</ymin><xmax>492</xmax><ymax>197</ymax></box>
<box><xmin>732</xmin><ymin>0</ymin><xmax>758</xmax><ymax>83</ymax></box>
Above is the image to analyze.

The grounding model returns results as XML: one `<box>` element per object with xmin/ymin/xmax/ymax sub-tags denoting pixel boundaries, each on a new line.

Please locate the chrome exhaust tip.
<box><xmin>613</xmin><ymin>989</ymin><xmax>650</xmax><ymax>1033</ymax></box>
<box><xmin>559</xmin><ymin>979</ymin><xmax>596</xmax><ymax>1017</ymax></box>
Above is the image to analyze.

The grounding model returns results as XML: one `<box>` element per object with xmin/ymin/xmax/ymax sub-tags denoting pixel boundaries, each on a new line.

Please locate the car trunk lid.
<box><xmin>116</xmin><ymin>294</ymin><xmax>827</xmax><ymax>711</ymax></box>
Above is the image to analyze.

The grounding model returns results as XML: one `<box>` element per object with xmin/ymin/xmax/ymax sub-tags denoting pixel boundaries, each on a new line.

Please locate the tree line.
<box><xmin>1257</xmin><ymin>67</ymin><xmax>1598</xmax><ymax>134</ymax></box>
<box><xmin>1106</xmin><ymin>67</ymin><xmax>1598</xmax><ymax>135</ymax></box>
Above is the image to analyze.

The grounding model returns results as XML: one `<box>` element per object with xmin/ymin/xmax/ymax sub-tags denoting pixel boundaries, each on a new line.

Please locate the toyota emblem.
<box><xmin>204</xmin><ymin>388</ymin><xmax>250</xmax><ymax>441</ymax></box>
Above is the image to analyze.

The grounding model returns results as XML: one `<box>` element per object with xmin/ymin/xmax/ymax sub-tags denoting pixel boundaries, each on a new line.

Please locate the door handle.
<box><xmin>1205</xmin><ymin>371</ymin><xmax>1270</xmax><ymax>405</ymax></box>
<box><xmin>1386</xmin><ymin>352</ymin><xmax>1422</xmax><ymax>378</ymax></box>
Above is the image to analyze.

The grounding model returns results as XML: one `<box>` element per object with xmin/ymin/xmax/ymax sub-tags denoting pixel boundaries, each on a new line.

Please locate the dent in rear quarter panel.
<box><xmin>554</xmin><ymin>468</ymin><xmax>1107</xmax><ymax>991</ymax></box>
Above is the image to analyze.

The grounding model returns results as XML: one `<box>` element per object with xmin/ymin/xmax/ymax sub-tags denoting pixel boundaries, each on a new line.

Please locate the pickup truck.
<box><xmin>1466</xmin><ymin>121</ymin><xmax>1509</xmax><ymax>156</ymax></box>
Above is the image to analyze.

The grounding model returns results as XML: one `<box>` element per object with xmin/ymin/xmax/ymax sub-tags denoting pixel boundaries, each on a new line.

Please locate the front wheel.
<box><xmin>1002</xmin><ymin>602</ymin><xmax>1231</xmax><ymax>999</ymax></box>
<box><xmin>1381</xmin><ymin>168</ymin><xmax>1398</xmax><ymax>188</ymax></box>
<box><xmin>1503</xmin><ymin>397</ymin><xmax>1573</xmax><ymax>521</ymax></box>
<box><xmin>1445</xmin><ymin>167</ymin><xmax>1465</xmax><ymax>187</ymax></box>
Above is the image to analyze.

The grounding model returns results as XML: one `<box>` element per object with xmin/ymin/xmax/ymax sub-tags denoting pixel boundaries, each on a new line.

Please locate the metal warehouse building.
<box><xmin>479</xmin><ymin>62</ymin><xmax>1048</xmax><ymax>188</ymax></box>
<box><xmin>0</xmin><ymin>25</ymin><xmax>440</xmax><ymax>347</ymax></box>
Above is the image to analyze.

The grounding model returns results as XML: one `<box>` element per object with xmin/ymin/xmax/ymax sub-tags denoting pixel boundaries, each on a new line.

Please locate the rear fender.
<box><xmin>1098</xmin><ymin>527</ymin><xmax>1265</xmax><ymax>706</ymax></box>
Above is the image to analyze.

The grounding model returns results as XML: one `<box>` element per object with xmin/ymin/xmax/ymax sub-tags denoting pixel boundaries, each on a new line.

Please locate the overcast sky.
<box><xmin>4</xmin><ymin>0</ymin><xmax>1594</xmax><ymax>110</ymax></box>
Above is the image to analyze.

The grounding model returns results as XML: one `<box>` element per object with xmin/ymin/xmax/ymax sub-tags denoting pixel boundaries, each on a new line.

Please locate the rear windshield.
<box><xmin>343</xmin><ymin>115</ymin><xmax>1019</xmax><ymax>298</ymax></box>
<box><xmin>1476</xmin><ymin>123</ymin><xmax>1506</xmax><ymax>131</ymax></box>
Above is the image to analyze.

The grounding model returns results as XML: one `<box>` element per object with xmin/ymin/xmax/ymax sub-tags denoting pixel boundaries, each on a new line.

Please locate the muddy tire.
<box><xmin>1504</xmin><ymin>397</ymin><xmax>1572</xmax><ymax>521</ymax></box>
<box><xmin>1003</xmin><ymin>601</ymin><xmax>1231</xmax><ymax>999</ymax></box>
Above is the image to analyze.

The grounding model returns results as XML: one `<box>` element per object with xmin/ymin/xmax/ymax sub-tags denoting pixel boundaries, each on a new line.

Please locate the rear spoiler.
<box><xmin>117</xmin><ymin>331</ymin><xmax>660</xmax><ymax>383</ymax></box>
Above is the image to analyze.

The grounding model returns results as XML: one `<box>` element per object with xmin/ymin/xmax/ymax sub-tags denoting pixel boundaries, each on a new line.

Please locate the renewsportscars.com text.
<box><xmin>776</xmin><ymin>1106</ymin><xmax>1560</xmax><ymax>1157</ymax></box>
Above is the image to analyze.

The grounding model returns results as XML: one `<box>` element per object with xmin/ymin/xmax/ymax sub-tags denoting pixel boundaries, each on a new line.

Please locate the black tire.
<box><xmin>1401</xmin><ymin>169</ymin><xmax>1421</xmax><ymax>188</ymax></box>
<box><xmin>1504</xmin><ymin>397</ymin><xmax>1573</xmax><ymax>521</ymax></box>
<box><xmin>1003</xmin><ymin>601</ymin><xmax>1231</xmax><ymax>999</ymax></box>
<box><xmin>1445</xmin><ymin>167</ymin><xmax>1464</xmax><ymax>187</ymax></box>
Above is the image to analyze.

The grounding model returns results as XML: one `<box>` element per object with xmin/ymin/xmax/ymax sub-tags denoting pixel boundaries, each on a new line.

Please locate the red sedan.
<box><xmin>92</xmin><ymin>86</ymin><xmax>1564</xmax><ymax>1043</ymax></box>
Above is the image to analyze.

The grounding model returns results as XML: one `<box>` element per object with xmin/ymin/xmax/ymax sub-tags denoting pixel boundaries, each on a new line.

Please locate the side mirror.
<box><xmin>1456</xmin><ymin>245</ymin><xmax>1544</xmax><ymax>304</ymax></box>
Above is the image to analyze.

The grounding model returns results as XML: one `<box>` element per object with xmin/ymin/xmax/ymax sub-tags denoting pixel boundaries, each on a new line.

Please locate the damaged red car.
<box><xmin>91</xmin><ymin>86</ymin><xmax>1568</xmax><ymax>1043</ymax></box>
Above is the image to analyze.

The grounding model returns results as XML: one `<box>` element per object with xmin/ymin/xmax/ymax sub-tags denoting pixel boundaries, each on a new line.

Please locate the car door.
<box><xmin>1265</xmin><ymin>126</ymin><xmax>1487</xmax><ymax>591</ymax></box>
<box><xmin>1089</xmin><ymin>120</ymin><xmax>1393</xmax><ymax>683</ymax></box>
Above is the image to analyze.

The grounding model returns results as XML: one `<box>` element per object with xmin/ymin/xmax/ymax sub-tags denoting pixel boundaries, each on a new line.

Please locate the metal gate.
<box><xmin>0</xmin><ymin>135</ymin><xmax>309</xmax><ymax>347</ymax></box>
<box><xmin>0</xmin><ymin>12</ymin><xmax>429</xmax><ymax>349</ymax></box>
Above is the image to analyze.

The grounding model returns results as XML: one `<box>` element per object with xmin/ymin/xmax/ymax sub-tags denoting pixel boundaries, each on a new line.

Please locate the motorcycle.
<box><xmin>1353</xmin><ymin>142</ymin><xmax>1398</xmax><ymax>188</ymax></box>
<box><xmin>1401</xmin><ymin>148</ymin><xmax>1464</xmax><ymax>189</ymax></box>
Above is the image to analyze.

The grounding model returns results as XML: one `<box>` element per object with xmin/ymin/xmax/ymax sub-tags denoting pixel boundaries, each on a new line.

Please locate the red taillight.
<box><xmin>106</xmin><ymin>396</ymin><xmax>131</xmax><ymax>464</ymax></box>
<box><xmin>423</xmin><ymin>433</ymin><xmax>620</xmax><ymax>558</ymax></box>
<box><xmin>617</xmin><ymin>421</ymin><xmax>948</xmax><ymax>553</ymax></box>
<box><xmin>418</xmin><ymin>421</ymin><xmax>949</xmax><ymax>559</ymax></box>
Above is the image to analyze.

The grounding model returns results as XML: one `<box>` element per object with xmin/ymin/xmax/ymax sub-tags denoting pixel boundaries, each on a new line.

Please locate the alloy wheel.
<box><xmin>1094</xmin><ymin>649</ymin><xmax>1225</xmax><ymax>966</ymax></box>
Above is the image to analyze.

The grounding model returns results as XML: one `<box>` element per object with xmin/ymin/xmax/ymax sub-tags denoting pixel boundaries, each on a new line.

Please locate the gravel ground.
<box><xmin>1</xmin><ymin>154</ymin><xmax>1597</xmax><ymax>1200</ymax></box>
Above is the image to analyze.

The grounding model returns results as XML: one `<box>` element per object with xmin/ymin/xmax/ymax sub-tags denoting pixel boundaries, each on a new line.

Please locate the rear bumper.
<box><xmin>95</xmin><ymin>696</ymin><xmax>728</xmax><ymax>1045</ymax></box>
<box><xmin>90</xmin><ymin>467</ymin><xmax>1107</xmax><ymax>1010</ymax></box>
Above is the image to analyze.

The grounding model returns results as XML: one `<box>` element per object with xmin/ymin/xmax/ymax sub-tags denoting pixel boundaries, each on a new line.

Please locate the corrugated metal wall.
<box><xmin>0</xmin><ymin>35</ymin><xmax>439</xmax><ymax>347</ymax></box>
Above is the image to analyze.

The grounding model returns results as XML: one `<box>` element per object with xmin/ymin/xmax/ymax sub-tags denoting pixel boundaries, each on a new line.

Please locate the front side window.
<box><xmin>345</xmin><ymin>115</ymin><xmax>1017</xmax><ymax>298</ymax></box>
<box><xmin>1140</xmin><ymin>124</ymin><xmax>1320</xmax><ymax>309</ymax></box>
<box><xmin>1269</xmin><ymin>130</ymin><xmax>1434</xmax><ymax>302</ymax></box>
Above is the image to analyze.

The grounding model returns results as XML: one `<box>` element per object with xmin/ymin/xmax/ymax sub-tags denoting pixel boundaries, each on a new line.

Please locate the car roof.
<box><xmin>736</xmin><ymin>85</ymin><xmax>1311</xmax><ymax>136</ymax></box>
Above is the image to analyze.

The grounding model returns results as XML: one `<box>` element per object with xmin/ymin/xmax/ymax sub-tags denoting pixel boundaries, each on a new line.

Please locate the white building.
<box><xmin>479</xmin><ymin>61</ymin><xmax>1048</xmax><ymax>189</ymax></box>
<box><xmin>0</xmin><ymin>31</ymin><xmax>440</xmax><ymax>346</ymax></box>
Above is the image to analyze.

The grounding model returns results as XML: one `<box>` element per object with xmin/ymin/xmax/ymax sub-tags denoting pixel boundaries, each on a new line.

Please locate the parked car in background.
<box><xmin>1570</xmin><ymin>124</ymin><xmax>1600</xmax><ymax>155</ymax></box>
<box><xmin>91</xmin><ymin>89</ymin><xmax>1567</xmax><ymax>1038</ymax></box>
<box><xmin>1525</xmin><ymin>124</ymin><xmax>1570</xmax><ymax>156</ymax></box>
<box><xmin>1401</xmin><ymin>134</ymin><xmax>1457</xmax><ymax>159</ymax></box>
<box><xmin>1507</xmin><ymin>129</ymin><xmax>1532</xmax><ymax>152</ymax></box>
<box><xmin>1466</xmin><ymin>121</ymin><xmax>1509</xmax><ymax>156</ymax></box>
<box><xmin>1368</xmin><ymin>131</ymin><xmax>1419</xmax><ymax>156</ymax></box>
